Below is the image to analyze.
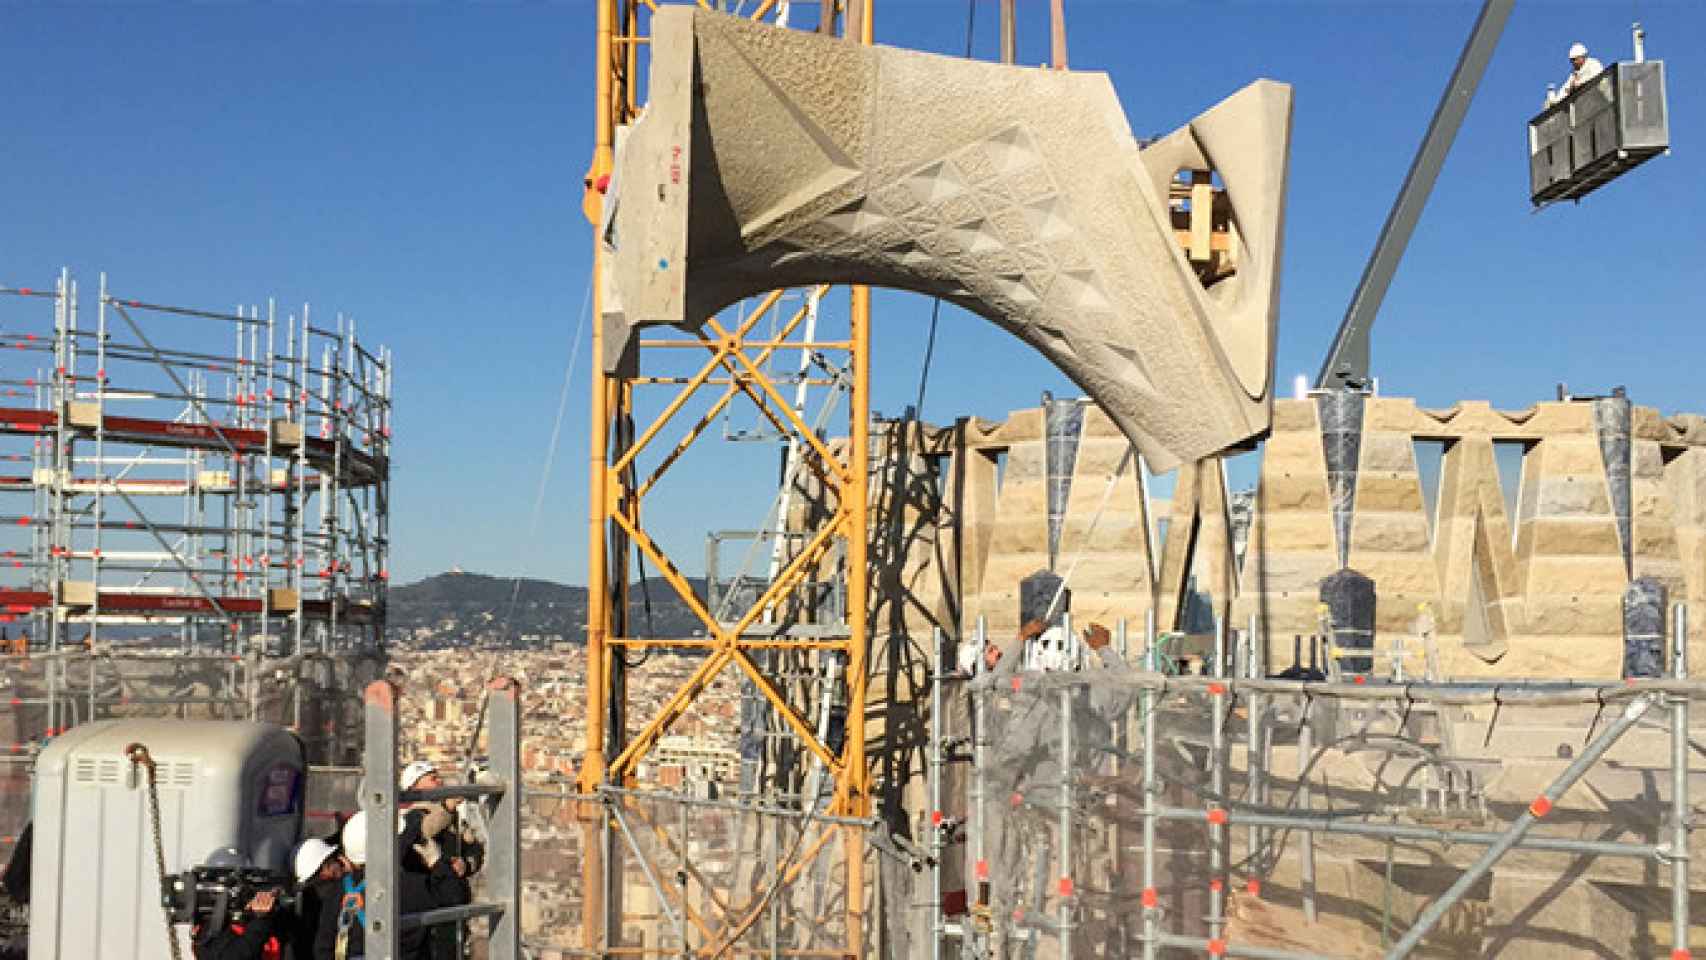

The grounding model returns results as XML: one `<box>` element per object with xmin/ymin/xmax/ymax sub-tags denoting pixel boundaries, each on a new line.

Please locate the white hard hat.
<box><xmin>292</xmin><ymin>837</ymin><xmax>338</xmax><ymax>883</ymax></box>
<box><xmin>203</xmin><ymin>846</ymin><xmax>248</xmax><ymax>870</ymax></box>
<box><xmin>1569</xmin><ymin>42</ymin><xmax>1589</xmax><ymax>58</ymax></box>
<box><xmin>400</xmin><ymin>760</ymin><xmax>438</xmax><ymax>792</ymax></box>
<box><xmin>341</xmin><ymin>812</ymin><xmax>369</xmax><ymax>867</ymax></box>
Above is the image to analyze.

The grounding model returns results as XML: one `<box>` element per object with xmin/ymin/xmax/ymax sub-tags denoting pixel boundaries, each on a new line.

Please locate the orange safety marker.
<box><xmin>975</xmin><ymin>859</ymin><xmax>989</xmax><ymax>881</ymax></box>
<box><xmin>1208</xmin><ymin>682</ymin><xmax>1225</xmax><ymax>696</ymax></box>
<box><xmin>1012</xmin><ymin>676</ymin><xmax>1023</xmax><ymax>693</ymax></box>
<box><xmin>1058</xmin><ymin>876</ymin><xmax>1074</xmax><ymax>897</ymax></box>
<box><xmin>1206</xmin><ymin>808</ymin><xmax>1228</xmax><ymax>826</ymax></box>
<box><xmin>1209</xmin><ymin>878</ymin><xmax>1223</xmax><ymax>894</ymax></box>
<box><xmin>1140</xmin><ymin>887</ymin><xmax>1158</xmax><ymax>908</ymax></box>
<box><xmin>1207</xmin><ymin>938</ymin><xmax>1228</xmax><ymax>956</ymax></box>
<box><xmin>1529</xmin><ymin>796</ymin><xmax>1553</xmax><ymax>818</ymax></box>
<box><xmin>1245</xmin><ymin>877</ymin><xmax>1261</xmax><ymax>896</ymax></box>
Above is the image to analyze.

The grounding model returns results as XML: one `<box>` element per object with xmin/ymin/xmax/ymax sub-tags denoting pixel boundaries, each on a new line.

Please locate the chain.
<box><xmin>126</xmin><ymin>742</ymin><xmax>183</xmax><ymax>960</ymax></box>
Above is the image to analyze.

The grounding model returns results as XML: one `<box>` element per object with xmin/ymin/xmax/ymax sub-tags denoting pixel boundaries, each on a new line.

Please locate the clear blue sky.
<box><xmin>3</xmin><ymin>1</ymin><xmax>1700</xmax><ymax>586</ymax></box>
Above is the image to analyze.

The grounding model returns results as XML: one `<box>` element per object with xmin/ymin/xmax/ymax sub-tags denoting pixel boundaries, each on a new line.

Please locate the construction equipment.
<box><xmin>27</xmin><ymin>720</ymin><xmax>305</xmax><ymax>959</ymax></box>
<box><xmin>1319</xmin><ymin>8</ymin><xmax>1670</xmax><ymax>390</ymax></box>
<box><xmin>1529</xmin><ymin>54</ymin><xmax>1670</xmax><ymax>206</ymax></box>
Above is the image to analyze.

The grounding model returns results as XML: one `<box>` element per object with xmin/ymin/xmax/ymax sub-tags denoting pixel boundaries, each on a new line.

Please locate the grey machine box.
<box><xmin>1530</xmin><ymin>60</ymin><xmax>1669</xmax><ymax>206</ymax></box>
<box><xmin>28</xmin><ymin>719</ymin><xmax>305</xmax><ymax>959</ymax></box>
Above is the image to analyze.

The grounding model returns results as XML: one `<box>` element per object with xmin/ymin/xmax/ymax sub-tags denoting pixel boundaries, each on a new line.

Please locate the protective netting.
<box><xmin>915</xmin><ymin>654</ymin><xmax>1706</xmax><ymax>960</ymax></box>
<box><xmin>605</xmin><ymin>791</ymin><xmax>857</xmax><ymax>956</ymax></box>
<box><xmin>964</xmin><ymin>661</ymin><xmax>1222</xmax><ymax>959</ymax></box>
<box><xmin>519</xmin><ymin>789</ymin><xmax>863</xmax><ymax>957</ymax></box>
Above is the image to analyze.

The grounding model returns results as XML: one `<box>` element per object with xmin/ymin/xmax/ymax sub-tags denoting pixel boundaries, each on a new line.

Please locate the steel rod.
<box><xmin>1157</xmin><ymin>932</ymin><xmax>1336</xmax><ymax>960</ymax></box>
<box><xmin>1141</xmin><ymin>615</ymin><xmax>1159</xmax><ymax>960</ymax></box>
<box><xmin>1210</xmin><ymin>615</ymin><xmax>1228</xmax><ymax>942</ymax></box>
<box><xmin>1671</xmin><ymin>602</ymin><xmax>1690</xmax><ymax>960</ymax></box>
<box><xmin>1058</xmin><ymin>684</ymin><xmax>1074</xmax><ymax>958</ymax></box>
<box><xmin>1297</xmin><ymin>704</ymin><xmax>1317</xmax><ymax>924</ymax></box>
<box><xmin>930</xmin><ymin>627</ymin><xmax>945</xmax><ymax>960</ymax></box>
<box><xmin>1151</xmin><ymin>807</ymin><xmax>1662</xmax><ymax>859</ymax></box>
<box><xmin>1382</xmin><ymin>693</ymin><xmax>1657</xmax><ymax>958</ymax></box>
<box><xmin>609</xmin><ymin>800</ymin><xmax>691</xmax><ymax>945</ymax></box>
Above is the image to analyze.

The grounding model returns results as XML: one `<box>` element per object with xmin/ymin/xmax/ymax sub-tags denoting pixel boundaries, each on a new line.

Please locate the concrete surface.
<box><xmin>603</xmin><ymin>7</ymin><xmax>1292</xmax><ymax>470</ymax></box>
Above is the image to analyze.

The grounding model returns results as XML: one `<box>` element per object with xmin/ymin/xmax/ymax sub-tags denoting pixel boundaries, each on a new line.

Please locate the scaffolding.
<box><xmin>580</xmin><ymin>1</ymin><xmax>878</xmax><ymax>953</ymax></box>
<box><xmin>914</xmin><ymin>606</ymin><xmax>1705</xmax><ymax>959</ymax></box>
<box><xmin>0</xmin><ymin>269</ymin><xmax>391</xmax><ymax>784</ymax></box>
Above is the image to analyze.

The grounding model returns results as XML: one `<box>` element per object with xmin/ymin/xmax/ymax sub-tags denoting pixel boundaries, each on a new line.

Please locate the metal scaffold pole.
<box><xmin>1670</xmin><ymin>602</ymin><xmax>1691</xmax><ymax>960</ymax></box>
<box><xmin>1141</xmin><ymin>618</ymin><xmax>1160</xmax><ymax>960</ymax></box>
<box><xmin>1210</xmin><ymin>614</ymin><xmax>1228</xmax><ymax>944</ymax></box>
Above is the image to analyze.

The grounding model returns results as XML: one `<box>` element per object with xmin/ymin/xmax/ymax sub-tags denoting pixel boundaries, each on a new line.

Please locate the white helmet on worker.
<box><xmin>292</xmin><ymin>837</ymin><xmax>339</xmax><ymax>883</ymax></box>
<box><xmin>203</xmin><ymin>846</ymin><xmax>248</xmax><ymax>870</ymax></box>
<box><xmin>400</xmin><ymin>760</ymin><xmax>438</xmax><ymax>792</ymax></box>
<box><xmin>341</xmin><ymin>811</ymin><xmax>368</xmax><ymax>866</ymax></box>
<box><xmin>1568</xmin><ymin>42</ymin><xmax>1589</xmax><ymax>60</ymax></box>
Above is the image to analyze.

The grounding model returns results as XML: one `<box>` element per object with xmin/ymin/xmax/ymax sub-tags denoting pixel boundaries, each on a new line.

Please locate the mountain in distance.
<box><xmin>386</xmin><ymin>571</ymin><xmax>711</xmax><ymax>648</ymax></box>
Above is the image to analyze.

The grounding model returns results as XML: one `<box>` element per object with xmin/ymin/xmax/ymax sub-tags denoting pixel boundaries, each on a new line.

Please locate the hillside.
<box><xmin>385</xmin><ymin>571</ymin><xmax>711</xmax><ymax>648</ymax></box>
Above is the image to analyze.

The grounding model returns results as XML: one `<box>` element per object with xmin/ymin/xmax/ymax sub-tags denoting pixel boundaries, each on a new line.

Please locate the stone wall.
<box><xmin>862</xmin><ymin>396</ymin><xmax>1706</xmax><ymax>678</ymax></box>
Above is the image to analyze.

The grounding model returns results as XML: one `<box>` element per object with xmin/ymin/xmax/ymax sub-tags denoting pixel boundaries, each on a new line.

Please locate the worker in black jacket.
<box><xmin>190</xmin><ymin>887</ymin><xmax>291</xmax><ymax>960</ymax></box>
<box><xmin>188</xmin><ymin>847</ymin><xmax>298</xmax><ymax>960</ymax></box>
<box><xmin>398</xmin><ymin>802</ymin><xmax>474</xmax><ymax>959</ymax></box>
<box><xmin>400</xmin><ymin>761</ymin><xmax>484</xmax><ymax>959</ymax></box>
<box><xmin>299</xmin><ymin>811</ymin><xmax>466</xmax><ymax>960</ymax></box>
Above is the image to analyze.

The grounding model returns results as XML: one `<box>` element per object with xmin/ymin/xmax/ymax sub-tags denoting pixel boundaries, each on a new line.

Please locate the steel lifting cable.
<box><xmin>1042</xmin><ymin>445</ymin><xmax>1136</xmax><ymax>624</ymax></box>
<box><xmin>468</xmin><ymin>279</ymin><xmax>593</xmax><ymax>770</ymax></box>
<box><xmin>497</xmin><ymin>280</ymin><xmax>592</xmax><ymax>647</ymax></box>
<box><xmin>126</xmin><ymin>741</ymin><xmax>183</xmax><ymax>960</ymax></box>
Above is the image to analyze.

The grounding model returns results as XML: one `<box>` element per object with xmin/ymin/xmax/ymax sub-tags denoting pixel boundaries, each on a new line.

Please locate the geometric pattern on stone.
<box><xmin>604</xmin><ymin>7</ymin><xmax>1293</xmax><ymax>470</ymax></box>
<box><xmin>838</xmin><ymin>395</ymin><xmax>1706</xmax><ymax>680</ymax></box>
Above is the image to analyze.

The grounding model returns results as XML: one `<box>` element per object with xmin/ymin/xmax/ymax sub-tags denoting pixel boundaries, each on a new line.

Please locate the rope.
<box><xmin>913</xmin><ymin>297</ymin><xmax>941</xmax><ymax>418</ymax></box>
<box><xmin>498</xmin><ymin>279</ymin><xmax>592</xmax><ymax>646</ymax></box>
<box><xmin>127</xmin><ymin>742</ymin><xmax>183</xmax><ymax>960</ymax></box>
<box><xmin>471</xmin><ymin>277</ymin><xmax>593</xmax><ymax>764</ymax></box>
<box><xmin>1043</xmin><ymin>446</ymin><xmax>1136</xmax><ymax>623</ymax></box>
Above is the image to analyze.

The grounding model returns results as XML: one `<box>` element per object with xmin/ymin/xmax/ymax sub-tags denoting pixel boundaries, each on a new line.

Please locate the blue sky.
<box><xmin>2</xmin><ymin>1</ymin><xmax>1701</xmax><ymax>586</ymax></box>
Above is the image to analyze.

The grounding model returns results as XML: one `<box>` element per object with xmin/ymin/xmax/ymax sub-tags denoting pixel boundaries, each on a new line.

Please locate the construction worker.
<box><xmin>188</xmin><ymin>847</ymin><xmax>293</xmax><ymax>960</ymax></box>
<box><xmin>400</xmin><ymin>761</ymin><xmax>482</xmax><ymax>960</ymax></box>
<box><xmin>293</xmin><ymin>832</ymin><xmax>357</xmax><ymax>960</ymax></box>
<box><xmin>304</xmin><ymin>808</ymin><xmax>465</xmax><ymax>960</ymax></box>
<box><xmin>1548</xmin><ymin>42</ymin><xmax>1604</xmax><ymax>104</ymax></box>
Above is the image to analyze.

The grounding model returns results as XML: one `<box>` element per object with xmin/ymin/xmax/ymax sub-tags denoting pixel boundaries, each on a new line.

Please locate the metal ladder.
<box><xmin>361</xmin><ymin>677</ymin><xmax>522</xmax><ymax>960</ymax></box>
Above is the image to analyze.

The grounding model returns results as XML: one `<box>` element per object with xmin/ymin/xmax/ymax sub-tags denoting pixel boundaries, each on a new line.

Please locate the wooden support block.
<box><xmin>65</xmin><ymin>402</ymin><xmax>100</xmax><ymax>429</ymax></box>
<box><xmin>270</xmin><ymin>419</ymin><xmax>303</xmax><ymax>450</ymax></box>
<box><xmin>1190</xmin><ymin>171</ymin><xmax>1214</xmax><ymax>263</ymax></box>
<box><xmin>269</xmin><ymin>587</ymin><xmax>300</xmax><ymax>613</ymax></box>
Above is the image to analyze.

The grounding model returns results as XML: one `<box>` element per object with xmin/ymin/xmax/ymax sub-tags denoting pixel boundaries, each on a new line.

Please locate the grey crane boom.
<box><xmin>1317</xmin><ymin>0</ymin><xmax>1515</xmax><ymax>390</ymax></box>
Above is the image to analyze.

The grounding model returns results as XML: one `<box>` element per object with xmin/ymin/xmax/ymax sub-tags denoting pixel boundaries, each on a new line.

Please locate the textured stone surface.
<box><xmin>606</xmin><ymin>7</ymin><xmax>1292</xmax><ymax>470</ymax></box>
<box><xmin>826</xmin><ymin>394</ymin><xmax>1706</xmax><ymax>679</ymax></box>
<box><xmin>1320</xmin><ymin>568</ymin><xmax>1375</xmax><ymax>673</ymax></box>
<box><xmin>1623</xmin><ymin>576</ymin><xmax>1667</xmax><ymax>677</ymax></box>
